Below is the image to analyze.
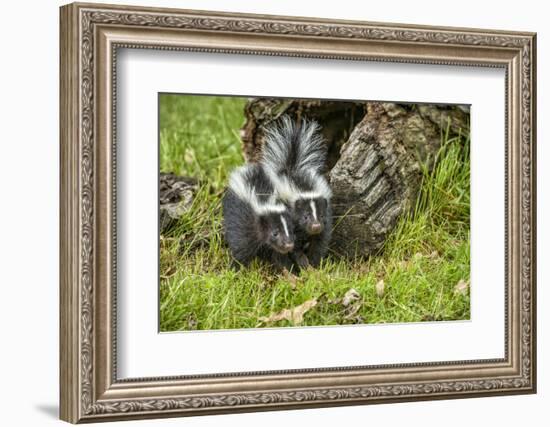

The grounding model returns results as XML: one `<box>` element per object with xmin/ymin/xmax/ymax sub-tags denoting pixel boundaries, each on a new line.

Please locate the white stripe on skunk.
<box><xmin>263</xmin><ymin>166</ymin><xmax>332</xmax><ymax>205</ymax></box>
<box><xmin>310</xmin><ymin>200</ymin><xmax>317</xmax><ymax>221</ymax></box>
<box><xmin>228</xmin><ymin>164</ymin><xmax>286</xmax><ymax>215</ymax></box>
<box><xmin>258</xmin><ymin>115</ymin><xmax>333</xmax><ymax>269</ymax></box>
<box><xmin>281</xmin><ymin>216</ymin><xmax>290</xmax><ymax>237</ymax></box>
<box><xmin>260</xmin><ymin>117</ymin><xmax>332</xmax><ymax>204</ymax></box>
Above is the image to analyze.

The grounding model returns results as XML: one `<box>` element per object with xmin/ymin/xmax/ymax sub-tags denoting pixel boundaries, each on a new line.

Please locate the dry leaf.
<box><xmin>342</xmin><ymin>288</ymin><xmax>360</xmax><ymax>306</ymax></box>
<box><xmin>259</xmin><ymin>298</ymin><xmax>318</xmax><ymax>325</ymax></box>
<box><xmin>282</xmin><ymin>268</ymin><xmax>299</xmax><ymax>290</ymax></box>
<box><xmin>343</xmin><ymin>301</ymin><xmax>363</xmax><ymax>320</ymax></box>
<box><xmin>375</xmin><ymin>279</ymin><xmax>385</xmax><ymax>297</ymax></box>
<box><xmin>186</xmin><ymin>314</ymin><xmax>198</xmax><ymax>330</ymax></box>
<box><xmin>325</xmin><ymin>289</ymin><xmax>364</xmax><ymax>322</ymax></box>
<box><xmin>454</xmin><ymin>279</ymin><xmax>469</xmax><ymax>295</ymax></box>
<box><xmin>340</xmin><ymin>289</ymin><xmax>363</xmax><ymax>320</ymax></box>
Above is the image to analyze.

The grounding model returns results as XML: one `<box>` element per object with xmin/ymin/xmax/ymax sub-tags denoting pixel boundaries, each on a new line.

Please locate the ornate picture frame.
<box><xmin>60</xmin><ymin>2</ymin><xmax>536</xmax><ymax>423</ymax></box>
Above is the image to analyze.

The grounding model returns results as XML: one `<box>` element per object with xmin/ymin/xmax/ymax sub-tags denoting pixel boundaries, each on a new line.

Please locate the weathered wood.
<box><xmin>159</xmin><ymin>173</ymin><xmax>198</xmax><ymax>234</ymax></box>
<box><xmin>241</xmin><ymin>98</ymin><xmax>365</xmax><ymax>170</ymax></box>
<box><xmin>241</xmin><ymin>99</ymin><xmax>469</xmax><ymax>258</ymax></box>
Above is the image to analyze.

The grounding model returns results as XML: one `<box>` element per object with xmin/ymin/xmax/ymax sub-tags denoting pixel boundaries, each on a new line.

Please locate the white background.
<box><xmin>0</xmin><ymin>0</ymin><xmax>546</xmax><ymax>426</ymax></box>
<box><xmin>118</xmin><ymin>50</ymin><xmax>505</xmax><ymax>377</ymax></box>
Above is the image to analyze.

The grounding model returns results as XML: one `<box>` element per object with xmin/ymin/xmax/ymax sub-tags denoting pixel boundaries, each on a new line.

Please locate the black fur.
<box><xmin>291</xmin><ymin>197</ymin><xmax>332</xmax><ymax>268</ymax></box>
<box><xmin>237</xmin><ymin>162</ymin><xmax>275</xmax><ymax>204</ymax></box>
<box><xmin>222</xmin><ymin>164</ymin><xmax>295</xmax><ymax>270</ymax></box>
<box><xmin>261</xmin><ymin>117</ymin><xmax>333</xmax><ymax>269</ymax></box>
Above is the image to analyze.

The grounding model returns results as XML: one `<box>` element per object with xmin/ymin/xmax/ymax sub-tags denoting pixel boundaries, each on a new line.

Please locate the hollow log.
<box><xmin>241</xmin><ymin>98</ymin><xmax>366</xmax><ymax>170</ymax></box>
<box><xmin>241</xmin><ymin>98</ymin><xmax>469</xmax><ymax>258</ymax></box>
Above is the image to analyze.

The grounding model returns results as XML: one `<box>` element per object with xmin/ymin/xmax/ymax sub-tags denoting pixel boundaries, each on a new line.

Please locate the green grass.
<box><xmin>159</xmin><ymin>94</ymin><xmax>470</xmax><ymax>331</ymax></box>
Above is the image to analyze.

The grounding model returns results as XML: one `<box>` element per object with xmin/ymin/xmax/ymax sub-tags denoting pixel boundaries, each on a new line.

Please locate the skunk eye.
<box><xmin>272</xmin><ymin>230</ymin><xmax>279</xmax><ymax>237</ymax></box>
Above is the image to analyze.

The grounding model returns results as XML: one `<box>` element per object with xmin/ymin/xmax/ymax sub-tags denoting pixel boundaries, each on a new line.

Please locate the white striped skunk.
<box><xmin>222</xmin><ymin>163</ymin><xmax>296</xmax><ymax>270</ymax></box>
<box><xmin>261</xmin><ymin>116</ymin><xmax>333</xmax><ymax>268</ymax></box>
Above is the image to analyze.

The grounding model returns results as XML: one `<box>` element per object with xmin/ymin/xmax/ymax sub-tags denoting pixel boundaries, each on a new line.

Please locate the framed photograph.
<box><xmin>60</xmin><ymin>2</ymin><xmax>537</xmax><ymax>423</ymax></box>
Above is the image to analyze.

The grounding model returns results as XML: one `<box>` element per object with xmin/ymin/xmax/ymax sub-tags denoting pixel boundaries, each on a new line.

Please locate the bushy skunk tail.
<box><xmin>260</xmin><ymin>116</ymin><xmax>331</xmax><ymax>203</ymax></box>
<box><xmin>261</xmin><ymin>116</ymin><xmax>326</xmax><ymax>178</ymax></box>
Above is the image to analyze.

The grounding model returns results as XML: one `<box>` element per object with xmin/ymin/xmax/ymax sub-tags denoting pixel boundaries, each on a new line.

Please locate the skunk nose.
<box><xmin>310</xmin><ymin>222</ymin><xmax>322</xmax><ymax>234</ymax></box>
<box><xmin>283</xmin><ymin>242</ymin><xmax>294</xmax><ymax>252</ymax></box>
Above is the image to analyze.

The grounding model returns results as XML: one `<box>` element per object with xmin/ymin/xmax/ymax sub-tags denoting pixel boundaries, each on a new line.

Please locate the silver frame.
<box><xmin>60</xmin><ymin>2</ymin><xmax>536</xmax><ymax>423</ymax></box>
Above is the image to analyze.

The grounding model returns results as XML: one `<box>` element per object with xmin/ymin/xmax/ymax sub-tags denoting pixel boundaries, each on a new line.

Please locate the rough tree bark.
<box><xmin>159</xmin><ymin>173</ymin><xmax>198</xmax><ymax>234</ymax></box>
<box><xmin>241</xmin><ymin>99</ymin><xmax>469</xmax><ymax>258</ymax></box>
